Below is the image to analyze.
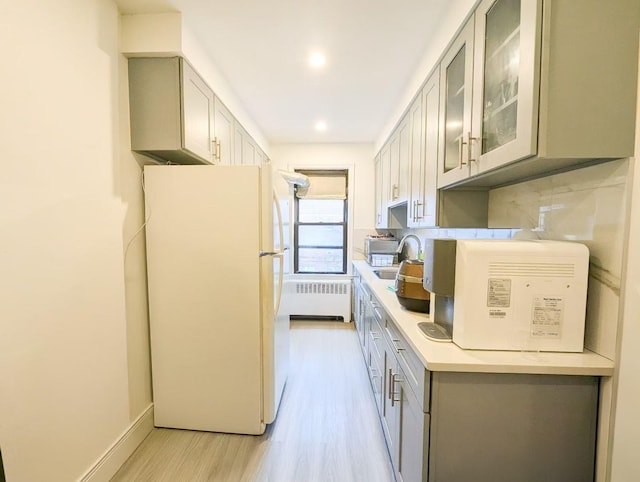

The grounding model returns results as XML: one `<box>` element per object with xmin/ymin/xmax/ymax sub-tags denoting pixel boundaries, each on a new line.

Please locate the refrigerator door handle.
<box><xmin>259</xmin><ymin>250</ymin><xmax>280</xmax><ymax>257</ymax></box>
<box><xmin>274</xmin><ymin>253</ymin><xmax>284</xmax><ymax>315</ymax></box>
<box><xmin>273</xmin><ymin>190</ymin><xmax>285</xmax><ymax>253</ymax></box>
<box><xmin>272</xmin><ymin>189</ymin><xmax>286</xmax><ymax>315</ymax></box>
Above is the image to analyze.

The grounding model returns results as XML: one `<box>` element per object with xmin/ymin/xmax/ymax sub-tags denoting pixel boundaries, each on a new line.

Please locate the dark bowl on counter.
<box><xmin>395</xmin><ymin>294</ymin><xmax>430</xmax><ymax>313</ymax></box>
<box><xmin>395</xmin><ymin>259</ymin><xmax>430</xmax><ymax>313</ymax></box>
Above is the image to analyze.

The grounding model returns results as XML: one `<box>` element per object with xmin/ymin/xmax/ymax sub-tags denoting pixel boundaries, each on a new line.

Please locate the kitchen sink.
<box><xmin>372</xmin><ymin>269</ymin><xmax>398</xmax><ymax>280</ymax></box>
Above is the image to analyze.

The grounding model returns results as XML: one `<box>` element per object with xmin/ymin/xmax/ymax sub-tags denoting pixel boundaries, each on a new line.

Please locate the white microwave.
<box><xmin>424</xmin><ymin>239</ymin><xmax>589</xmax><ymax>352</ymax></box>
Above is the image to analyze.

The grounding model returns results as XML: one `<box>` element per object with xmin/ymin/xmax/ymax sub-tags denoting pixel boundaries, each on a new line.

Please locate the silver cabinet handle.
<box><xmin>373</xmin><ymin>306</ymin><xmax>383</xmax><ymax>321</ymax></box>
<box><xmin>415</xmin><ymin>200</ymin><xmax>423</xmax><ymax>220</ymax></box>
<box><xmin>467</xmin><ymin>131</ymin><xmax>478</xmax><ymax>163</ymax></box>
<box><xmin>458</xmin><ymin>136</ymin><xmax>465</xmax><ymax>169</ymax></box>
<box><xmin>388</xmin><ymin>368</ymin><xmax>394</xmax><ymax>400</ymax></box>
<box><xmin>211</xmin><ymin>138</ymin><xmax>221</xmax><ymax>162</ymax></box>
<box><xmin>392</xmin><ymin>339</ymin><xmax>405</xmax><ymax>353</ymax></box>
<box><xmin>391</xmin><ymin>373</ymin><xmax>404</xmax><ymax>407</ymax></box>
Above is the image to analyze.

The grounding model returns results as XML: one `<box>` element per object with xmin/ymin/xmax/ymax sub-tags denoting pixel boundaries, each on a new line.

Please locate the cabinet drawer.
<box><xmin>369</xmin><ymin>311</ymin><xmax>385</xmax><ymax>369</ymax></box>
<box><xmin>368</xmin><ymin>350</ymin><xmax>384</xmax><ymax>416</ymax></box>
<box><xmin>385</xmin><ymin>318</ymin><xmax>430</xmax><ymax>411</ymax></box>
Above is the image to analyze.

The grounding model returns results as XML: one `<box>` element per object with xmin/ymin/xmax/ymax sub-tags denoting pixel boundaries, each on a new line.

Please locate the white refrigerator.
<box><xmin>144</xmin><ymin>164</ymin><xmax>288</xmax><ymax>435</ymax></box>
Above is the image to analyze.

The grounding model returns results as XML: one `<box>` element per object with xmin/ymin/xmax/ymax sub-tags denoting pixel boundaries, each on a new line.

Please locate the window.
<box><xmin>294</xmin><ymin>170</ymin><xmax>348</xmax><ymax>274</ymax></box>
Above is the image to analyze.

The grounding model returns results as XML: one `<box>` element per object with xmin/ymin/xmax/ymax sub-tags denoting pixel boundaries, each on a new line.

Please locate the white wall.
<box><xmin>118</xmin><ymin>56</ymin><xmax>154</xmax><ymax>420</ymax></box>
<box><xmin>269</xmin><ymin>143</ymin><xmax>376</xmax><ymax>263</ymax></box>
<box><xmin>120</xmin><ymin>12</ymin><xmax>270</xmax><ymax>155</ymax></box>
<box><xmin>0</xmin><ymin>0</ymin><xmax>147</xmax><ymax>480</ymax></box>
<box><xmin>609</xmin><ymin>39</ymin><xmax>640</xmax><ymax>482</ymax></box>
<box><xmin>375</xmin><ymin>0</ymin><xmax>477</xmax><ymax>152</ymax></box>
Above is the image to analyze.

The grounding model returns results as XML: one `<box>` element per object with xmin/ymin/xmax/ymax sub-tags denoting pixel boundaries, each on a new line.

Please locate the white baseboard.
<box><xmin>80</xmin><ymin>403</ymin><xmax>154</xmax><ymax>482</ymax></box>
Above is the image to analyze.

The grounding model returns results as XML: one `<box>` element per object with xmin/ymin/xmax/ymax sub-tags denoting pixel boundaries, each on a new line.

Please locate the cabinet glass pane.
<box><xmin>444</xmin><ymin>46</ymin><xmax>466</xmax><ymax>173</ymax></box>
<box><xmin>482</xmin><ymin>0</ymin><xmax>521</xmax><ymax>154</ymax></box>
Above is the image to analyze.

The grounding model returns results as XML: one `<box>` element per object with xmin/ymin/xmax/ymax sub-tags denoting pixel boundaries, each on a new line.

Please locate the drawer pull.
<box><xmin>392</xmin><ymin>339</ymin><xmax>405</xmax><ymax>353</ymax></box>
<box><xmin>391</xmin><ymin>373</ymin><xmax>403</xmax><ymax>407</ymax></box>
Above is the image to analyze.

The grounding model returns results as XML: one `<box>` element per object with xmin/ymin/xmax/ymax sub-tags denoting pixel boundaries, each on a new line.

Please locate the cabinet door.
<box><xmin>388</xmin><ymin>132</ymin><xmax>399</xmax><ymax>203</ymax></box>
<box><xmin>437</xmin><ymin>19</ymin><xmax>476</xmax><ymax>188</ymax></box>
<box><xmin>398</xmin><ymin>369</ymin><xmax>429</xmax><ymax>482</ymax></box>
<box><xmin>471</xmin><ymin>0</ymin><xmax>542</xmax><ymax>172</ymax></box>
<box><xmin>368</xmin><ymin>345</ymin><xmax>384</xmax><ymax>416</ymax></box>
<box><xmin>398</xmin><ymin>118</ymin><xmax>411</xmax><ymax>204</ymax></box>
<box><xmin>408</xmin><ymin>92</ymin><xmax>424</xmax><ymax>227</ymax></box>
<box><xmin>374</xmin><ymin>152</ymin><xmax>389</xmax><ymax>228</ymax></box>
<box><xmin>233</xmin><ymin>122</ymin><xmax>245</xmax><ymax>165</ymax></box>
<box><xmin>256</xmin><ymin>147</ymin><xmax>267</xmax><ymax>165</ymax></box>
<box><xmin>181</xmin><ymin>60</ymin><xmax>214</xmax><ymax>163</ymax></box>
<box><xmin>243</xmin><ymin>136</ymin><xmax>257</xmax><ymax>165</ymax></box>
<box><xmin>212</xmin><ymin>96</ymin><xmax>234</xmax><ymax>165</ymax></box>
<box><xmin>390</xmin><ymin>118</ymin><xmax>410</xmax><ymax>205</ymax></box>
<box><xmin>382</xmin><ymin>339</ymin><xmax>401</xmax><ymax>472</ymax></box>
<box><xmin>409</xmin><ymin>68</ymin><xmax>440</xmax><ymax>228</ymax></box>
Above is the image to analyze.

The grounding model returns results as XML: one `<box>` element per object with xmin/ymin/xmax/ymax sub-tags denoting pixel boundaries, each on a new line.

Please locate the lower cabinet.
<box><xmin>398</xmin><ymin>365</ymin><xmax>429</xmax><ymax>482</ymax></box>
<box><xmin>381</xmin><ymin>338</ymin><xmax>401</xmax><ymax>473</ymax></box>
<box><xmin>358</xmin><ymin>279</ymin><xmax>599</xmax><ymax>482</ymax></box>
<box><xmin>428</xmin><ymin>372</ymin><xmax>598</xmax><ymax>482</ymax></box>
<box><xmin>354</xmin><ymin>281</ymin><xmax>369</xmax><ymax>356</ymax></box>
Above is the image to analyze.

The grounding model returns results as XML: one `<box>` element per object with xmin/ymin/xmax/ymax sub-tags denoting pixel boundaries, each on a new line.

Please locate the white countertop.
<box><xmin>353</xmin><ymin>261</ymin><xmax>614</xmax><ymax>376</ymax></box>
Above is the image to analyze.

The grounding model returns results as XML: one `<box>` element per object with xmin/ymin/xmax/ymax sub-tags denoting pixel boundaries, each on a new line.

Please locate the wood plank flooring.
<box><xmin>112</xmin><ymin>321</ymin><xmax>394</xmax><ymax>482</ymax></box>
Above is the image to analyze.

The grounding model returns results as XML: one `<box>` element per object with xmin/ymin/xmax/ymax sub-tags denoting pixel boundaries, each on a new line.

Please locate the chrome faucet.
<box><xmin>396</xmin><ymin>234</ymin><xmax>422</xmax><ymax>260</ymax></box>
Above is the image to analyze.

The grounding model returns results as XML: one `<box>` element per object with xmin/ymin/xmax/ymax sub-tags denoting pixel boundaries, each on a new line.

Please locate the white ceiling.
<box><xmin>115</xmin><ymin>0</ymin><xmax>471</xmax><ymax>144</ymax></box>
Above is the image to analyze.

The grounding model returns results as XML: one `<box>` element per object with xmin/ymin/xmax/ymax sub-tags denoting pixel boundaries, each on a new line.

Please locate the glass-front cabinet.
<box><xmin>437</xmin><ymin>19</ymin><xmax>476</xmax><ymax>188</ymax></box>
<box><xmin>438</xmin><ymin>0</ymin><xmax>542</xmax><ymax>188</ymax></box>
<box><xmin>471</xmin><ymin>0</ymin><xmax>542</xmax><ymax>175</ymax></box>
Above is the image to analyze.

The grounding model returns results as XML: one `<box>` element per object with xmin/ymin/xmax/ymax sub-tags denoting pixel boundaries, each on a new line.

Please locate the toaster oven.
<box><xmin>364</xmin><ymin>237</ymin><xmax>398</xmax><ymax>266</ymax></box>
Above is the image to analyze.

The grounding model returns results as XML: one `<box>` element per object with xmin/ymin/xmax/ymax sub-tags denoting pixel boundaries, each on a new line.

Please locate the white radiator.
<box><xmin>282</xmin><ymin>279</ymin><xmax>352</xmax><ymax>322</ymax></box>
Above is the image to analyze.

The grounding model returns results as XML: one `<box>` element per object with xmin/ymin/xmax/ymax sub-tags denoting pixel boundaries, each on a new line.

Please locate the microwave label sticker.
<box><xmin>487</xmin><ymin>278</ymin><xmax>511</xmax><ymax>308</ymax></box>
<box><xmin>531</xmin><ymin>296</ymin><xmax>563</xmax><ymax>338</ymax></box>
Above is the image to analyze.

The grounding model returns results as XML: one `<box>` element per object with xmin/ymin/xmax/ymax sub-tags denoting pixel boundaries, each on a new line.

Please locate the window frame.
<box><xmin>293</xmin><ymin>169</ymin><xmax>348</xmax><ymax>275</ymax></box>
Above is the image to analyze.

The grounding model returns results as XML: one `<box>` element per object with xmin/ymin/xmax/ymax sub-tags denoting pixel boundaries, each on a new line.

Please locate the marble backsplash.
<box><xmin>390</xmin><ymin>158</ymin><xmax>631</xmax><ymax>361</ymax></box>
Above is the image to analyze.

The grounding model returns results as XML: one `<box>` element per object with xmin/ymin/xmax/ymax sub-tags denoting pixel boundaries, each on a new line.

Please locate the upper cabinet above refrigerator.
<box><xmin>128</xmin><ymin>57</ymin><xmax>216</xmax><ymax>164</ymax></box>
<box><xmin>128</xmin><ymin>56</ymin><xmax>267</xmax><ymax>166</ymax></box>
<box><xmin>438</xmin><ymin>0</ymin><xmax>640</xmax><ymax>189</ymax></box>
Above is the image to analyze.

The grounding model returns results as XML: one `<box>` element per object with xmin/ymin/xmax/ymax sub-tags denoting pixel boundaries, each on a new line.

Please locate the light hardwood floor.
<box><xmin>112</xmin><ymin>321</ymin><xmax>395</xmax><ymax>482</ymax></box>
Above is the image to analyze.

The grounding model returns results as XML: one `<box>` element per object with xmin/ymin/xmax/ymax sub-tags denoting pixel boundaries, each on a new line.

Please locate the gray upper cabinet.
<box><xmin>233</xmin><ymin>121</ymin><xmax>245</xmax><ymax>165</ymax></box>
<box><xmin>470</xmin><ymin>0</ymin><xmax>541</xmax><ymax>173</ymax></box>
<box><xmin>243</xmin><ymin>135</ymin><xmax>258</xmax><ymax>165</ymax></box>
<box><xmin>389</xmin><ymin>117</ymin><xmax>410</xmax><ymax>206</ymax></box>
<box><xmin>408</xmin><ymin>69</ymin><xmax>439</xmax><ymax>228</ymax></box>
<box><xmin>437</xmin><ymin>18</ymin><xmax>476</xmax><ymax>188</ymax></box>
<box><xmin>212</xmin><ymin>96</ymin><xmax>234</xmax><ymax>165</ymax></box>
<box><xmin>128</xmin><ymin>57</ymin><xmax>215</xmax><ymax>164</ymax></box>
<box><xmin>375</xmin><ymin>149</ymin><xmax>390</xmax><ymax>228</ymax></box>
<box><xmin>440</xmin><ymin>0</ymin><xmax>640</xmax><ymax>189</ymax></box>
<box><xmin>129</xmin><ymin>56</ymin><xmax>267</xmax><ymax>166</ymax></box>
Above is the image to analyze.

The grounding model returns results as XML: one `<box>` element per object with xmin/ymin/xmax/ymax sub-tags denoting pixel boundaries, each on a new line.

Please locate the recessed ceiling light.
<box><xmin>308</xmin><ymin>51</ymin><xmax>326</xmax><ymax>69</ymax></box>
<box><xmin>315</xmin><ymin>120</ymin><xmax>327</xmax><ymax>132</ymax></box>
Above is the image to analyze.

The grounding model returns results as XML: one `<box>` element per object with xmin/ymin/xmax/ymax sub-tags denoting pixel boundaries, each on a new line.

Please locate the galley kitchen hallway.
<box><xmin>112</xmin><ymin>321</ymin><xmax>394</xmax><ymax>482</ymax></box>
